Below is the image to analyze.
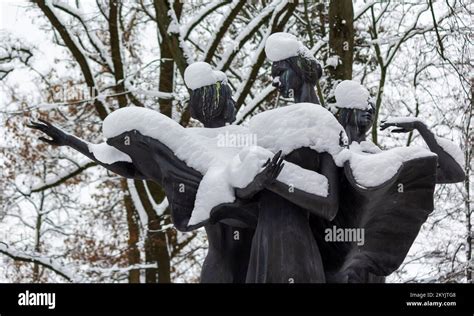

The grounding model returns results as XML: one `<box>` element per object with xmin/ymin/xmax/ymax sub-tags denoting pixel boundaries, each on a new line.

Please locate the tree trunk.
<box><xmin>464</xmin><ymin>79</ymin><xmax>472</xmax><ymax>282</ymax></box>
<box><xmin>133</xmin><ymin>180</ymin><xmax>171</xmax><ymax>283</ymax></box>
<box><xmin>110</xmin><ymin>2</ymin><xmax>143</xmax><ymax>283</ymax></box>
<box><xmin>158</xmin><ymin>43</ymin><xmax>174</xmax><ymax>117</ymax></box>
<box><xmin>371</xmin><ymin>68</ymin><xmax>386</xmax><ymax>145</ymax></box>
<box><xmin>33</xmin><ymin>212</ymin><xmax>42</xmax><ymax>282</ymax></box>
<box><xmin>121</xmin><ymin>179</ymin><xmax>141</xmax><ymax>283</ymax></box>
<box><xmin>328</xmin><ymin>0</ymin><xmax>354</xmax><ymax>81</ymax></box>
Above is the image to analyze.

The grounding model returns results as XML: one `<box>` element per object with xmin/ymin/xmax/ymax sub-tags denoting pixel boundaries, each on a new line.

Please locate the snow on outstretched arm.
<box><xmin>434</xmin><ymin>136</ymin><xmax>464</xmax><ymax>169</ymax></box>
<box><xmin>88</xmin><ymin>142</ymin><xmax>132</xmax><ymax>165</ymax></box>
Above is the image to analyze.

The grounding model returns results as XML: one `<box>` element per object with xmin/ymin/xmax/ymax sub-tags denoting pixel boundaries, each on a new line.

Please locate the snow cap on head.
<box><xmin>265</xmin><ymin>32</ymin><xmax>303</xmax><ymax>62</ymax></box>
<box><xmin>335</xmin><ymin>80</ymin><xmax>372</xmax><ymax>110</ymax></box>
<box><xmin>184</xmin><ymin>62</ymin><xmax>228</xmax><ymax>90</ymax></box>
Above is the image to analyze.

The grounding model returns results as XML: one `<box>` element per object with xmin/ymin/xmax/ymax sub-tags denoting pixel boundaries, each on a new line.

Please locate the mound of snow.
<box><xmin>103</xmin><ymin>105</ymin><xmax>331</xmax><ymax>226</ymax></box>
<box><xmin>88</xmin><ymin>142</ymin><xmax>132</xmax><ymax>164</ymax></box>
<box><xmin>435</xmin><ymin>136</ymin><xmax>465</xmax><ymax>168</ymax></box>
<box><xmin>335</xmin><ymin>142</ymin><xmax>436</xmax><ymax>187</ymax></box>
<box><xmin>384</xmin><ymin>116</ymin><xmax>422</xmax><ymax>124</ymax></box>
<box><xmin>249</xmin><ymin>103</ymin><xmax>346</xmax><ymax>156</ymax></box>
<box><xmin>184</xmin><ymin>62</ymin><xmax>227</xmax><ymax>90</ymax></box>
<box><xmin>265</xmin><ymin>32</ymin><xmax>303</xmax><ymax>62</ymax></box>
<box><xmin>335</xmin><ymin>80</ymin><xmax>371</xmax><ymax>110</ymax></box>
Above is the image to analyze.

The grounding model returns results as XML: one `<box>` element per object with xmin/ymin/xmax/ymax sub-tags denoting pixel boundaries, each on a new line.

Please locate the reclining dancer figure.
<box><xmin>28</xmin><ymin>61</ymin><xmax>341</xmax><ymax>283</ymax></box>
<box><xmin>28</xmin><ymin>63</ymin><xmax>260</xmax><ymax>283</ymax></box>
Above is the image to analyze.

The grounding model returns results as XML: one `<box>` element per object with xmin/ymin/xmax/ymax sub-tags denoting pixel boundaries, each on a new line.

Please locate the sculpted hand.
<box><xmin>27</xmin><ymin>119</ymin><xmax>69</xmax><ymax>146</ymax></box>
<box><xmin>236</xmin><ymin>150</ymin><xmax>285</xmax><ymax>200</ymax></box>
<box><xmin>339</xmin><ymin>130</ymin><xmax>349</xmax><ymax>147</ymax></box>
<box><xmin>380</xmin><ymin>119</ymin><xmax>422</xmax><ymax>133</ymax></box>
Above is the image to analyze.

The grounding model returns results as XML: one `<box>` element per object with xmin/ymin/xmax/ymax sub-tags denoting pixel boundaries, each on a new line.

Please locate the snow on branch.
<box><xmin>144</xmin><ymin>182</ymin><xmax>169</xmax><ymax>217</ymax></box>
<box><xmin>0</xmin><ymin>243</ymin><xmax>76</xmax><ymax>282</ymax></box>
<box><xmin>235</xmin><ymin>85</ymin><xmax>276</xmax><ymax>124</ymax></box>
<box><xmin>216</xmin><ymin>0</ymin><xmax>280</xmax><ymax>71</ymax></box>
<box><xmin>0</xmin><ymin>33</ymin><xmax>34</xmax><ymax>80</ymax></box>
<box><xmin>152</xmin><ymin>0</ymin><xmax>191</xmax><ymax>77</ymax></box>
<box><xmin>354</xmin><ymin>1</ymin><xmax>378</xmax><ymax>20</ymax></box>
<box><xmin>310</xmin><ymin>34</ymin><xmax>328</xmax><ymax>55</ymax></box>
<box><xmin>33</xmin><ymin>0</ymin><xmax>108</xmax><ymax>119</ymax></box>
<box><xmin>369</xmin><ymin>2</ymin><xmax>463</xmax><ymax>69</ymax></box>
<box><xmin>26</xmin><ymin>160</ymin><xmax>97</xmax><ymax>194</ymax></box>
<box><xmin>233</xmin><ymin>0</ymin><xmax>290</xmax><ymax>108</ymax></box>
<box><xmin>35</xmin><ymin>85</ymin><xmax>175</xmax><ymax>110</ymax></box>
<box><xmin>85</xmin><ymin>263</ymin><xmax>157</xmax><ymax>274</ymax></box>
<box><xmin>202</xmin><ymin>0</ymin><xmax>245</xmax><ymax>63</ymax></box>
<box><xmin>51</xmin><ymin>0</ymin><xmax>114</xmax><ymax>72</ymax></box>
<box><xmin>167</xmin><ymin>4</ymin><xmax>194</xmax><ymax>66</ymax></box>
<box><xmin>182</xmin><ymin>0</ymin><xmax>230</xmax><ymax>40</ymax></box>
<box><xmin>127</xmin><ymin>179</ymin><xmax>149</xmax><ymax>228</ymax></box>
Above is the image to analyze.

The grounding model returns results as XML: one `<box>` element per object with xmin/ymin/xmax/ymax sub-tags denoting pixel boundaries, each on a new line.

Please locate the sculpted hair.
<box><xmin>287</xmin><ymin>55</ymin><xmax>322</xmax><ymax>86</ymax></box>
<box><xmin>189</xmin><ymin>82</ymin><xmax>236</xmax><ymax>125</ymax></box>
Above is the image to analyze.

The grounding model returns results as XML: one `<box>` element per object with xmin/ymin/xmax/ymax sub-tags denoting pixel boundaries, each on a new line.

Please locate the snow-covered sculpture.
<box><xmin>28</xmin><ymin>46</ymin><xmax>465</xmax><ymax>284</ymax></box>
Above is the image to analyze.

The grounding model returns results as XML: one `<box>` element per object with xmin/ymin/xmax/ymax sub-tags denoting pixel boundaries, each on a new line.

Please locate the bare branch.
<box><xmin>0</xmin><ymin>243</ymin><xmax>75</xmax><ymax>282</ymax></box>
<box><xmin>33</xmin><ymin>0</ymin><xmax>108</xmax><ymax>120</ymax></box>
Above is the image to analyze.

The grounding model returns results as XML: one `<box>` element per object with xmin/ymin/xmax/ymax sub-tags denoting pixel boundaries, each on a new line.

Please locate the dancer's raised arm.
<box><xmin>380</xmin><ymin>119</ymin><xmax>465</xmax><ymax>183</ymax></box>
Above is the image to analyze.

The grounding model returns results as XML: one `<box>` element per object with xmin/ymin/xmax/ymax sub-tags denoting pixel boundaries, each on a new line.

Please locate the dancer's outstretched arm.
<box><xmin>28</xmin><ymin>120</ymin><xmax>146</xmax><ymax>180</ymax></box>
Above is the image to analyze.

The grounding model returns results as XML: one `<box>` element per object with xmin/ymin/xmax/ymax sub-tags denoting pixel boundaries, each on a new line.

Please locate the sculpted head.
<box><xmin>335</xmin><ymin>80</ymin><xmax>375</xmax><ymax>142</ymax></box>
<box><xmin>265</xmin><ymin>33</ymin><xmax>322</xmax><ymax>102</ymax></box>
<box><xmin>185</xmin><ymin>62</ymin><xmax>236</xmax><ymax>128</ymax></box>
